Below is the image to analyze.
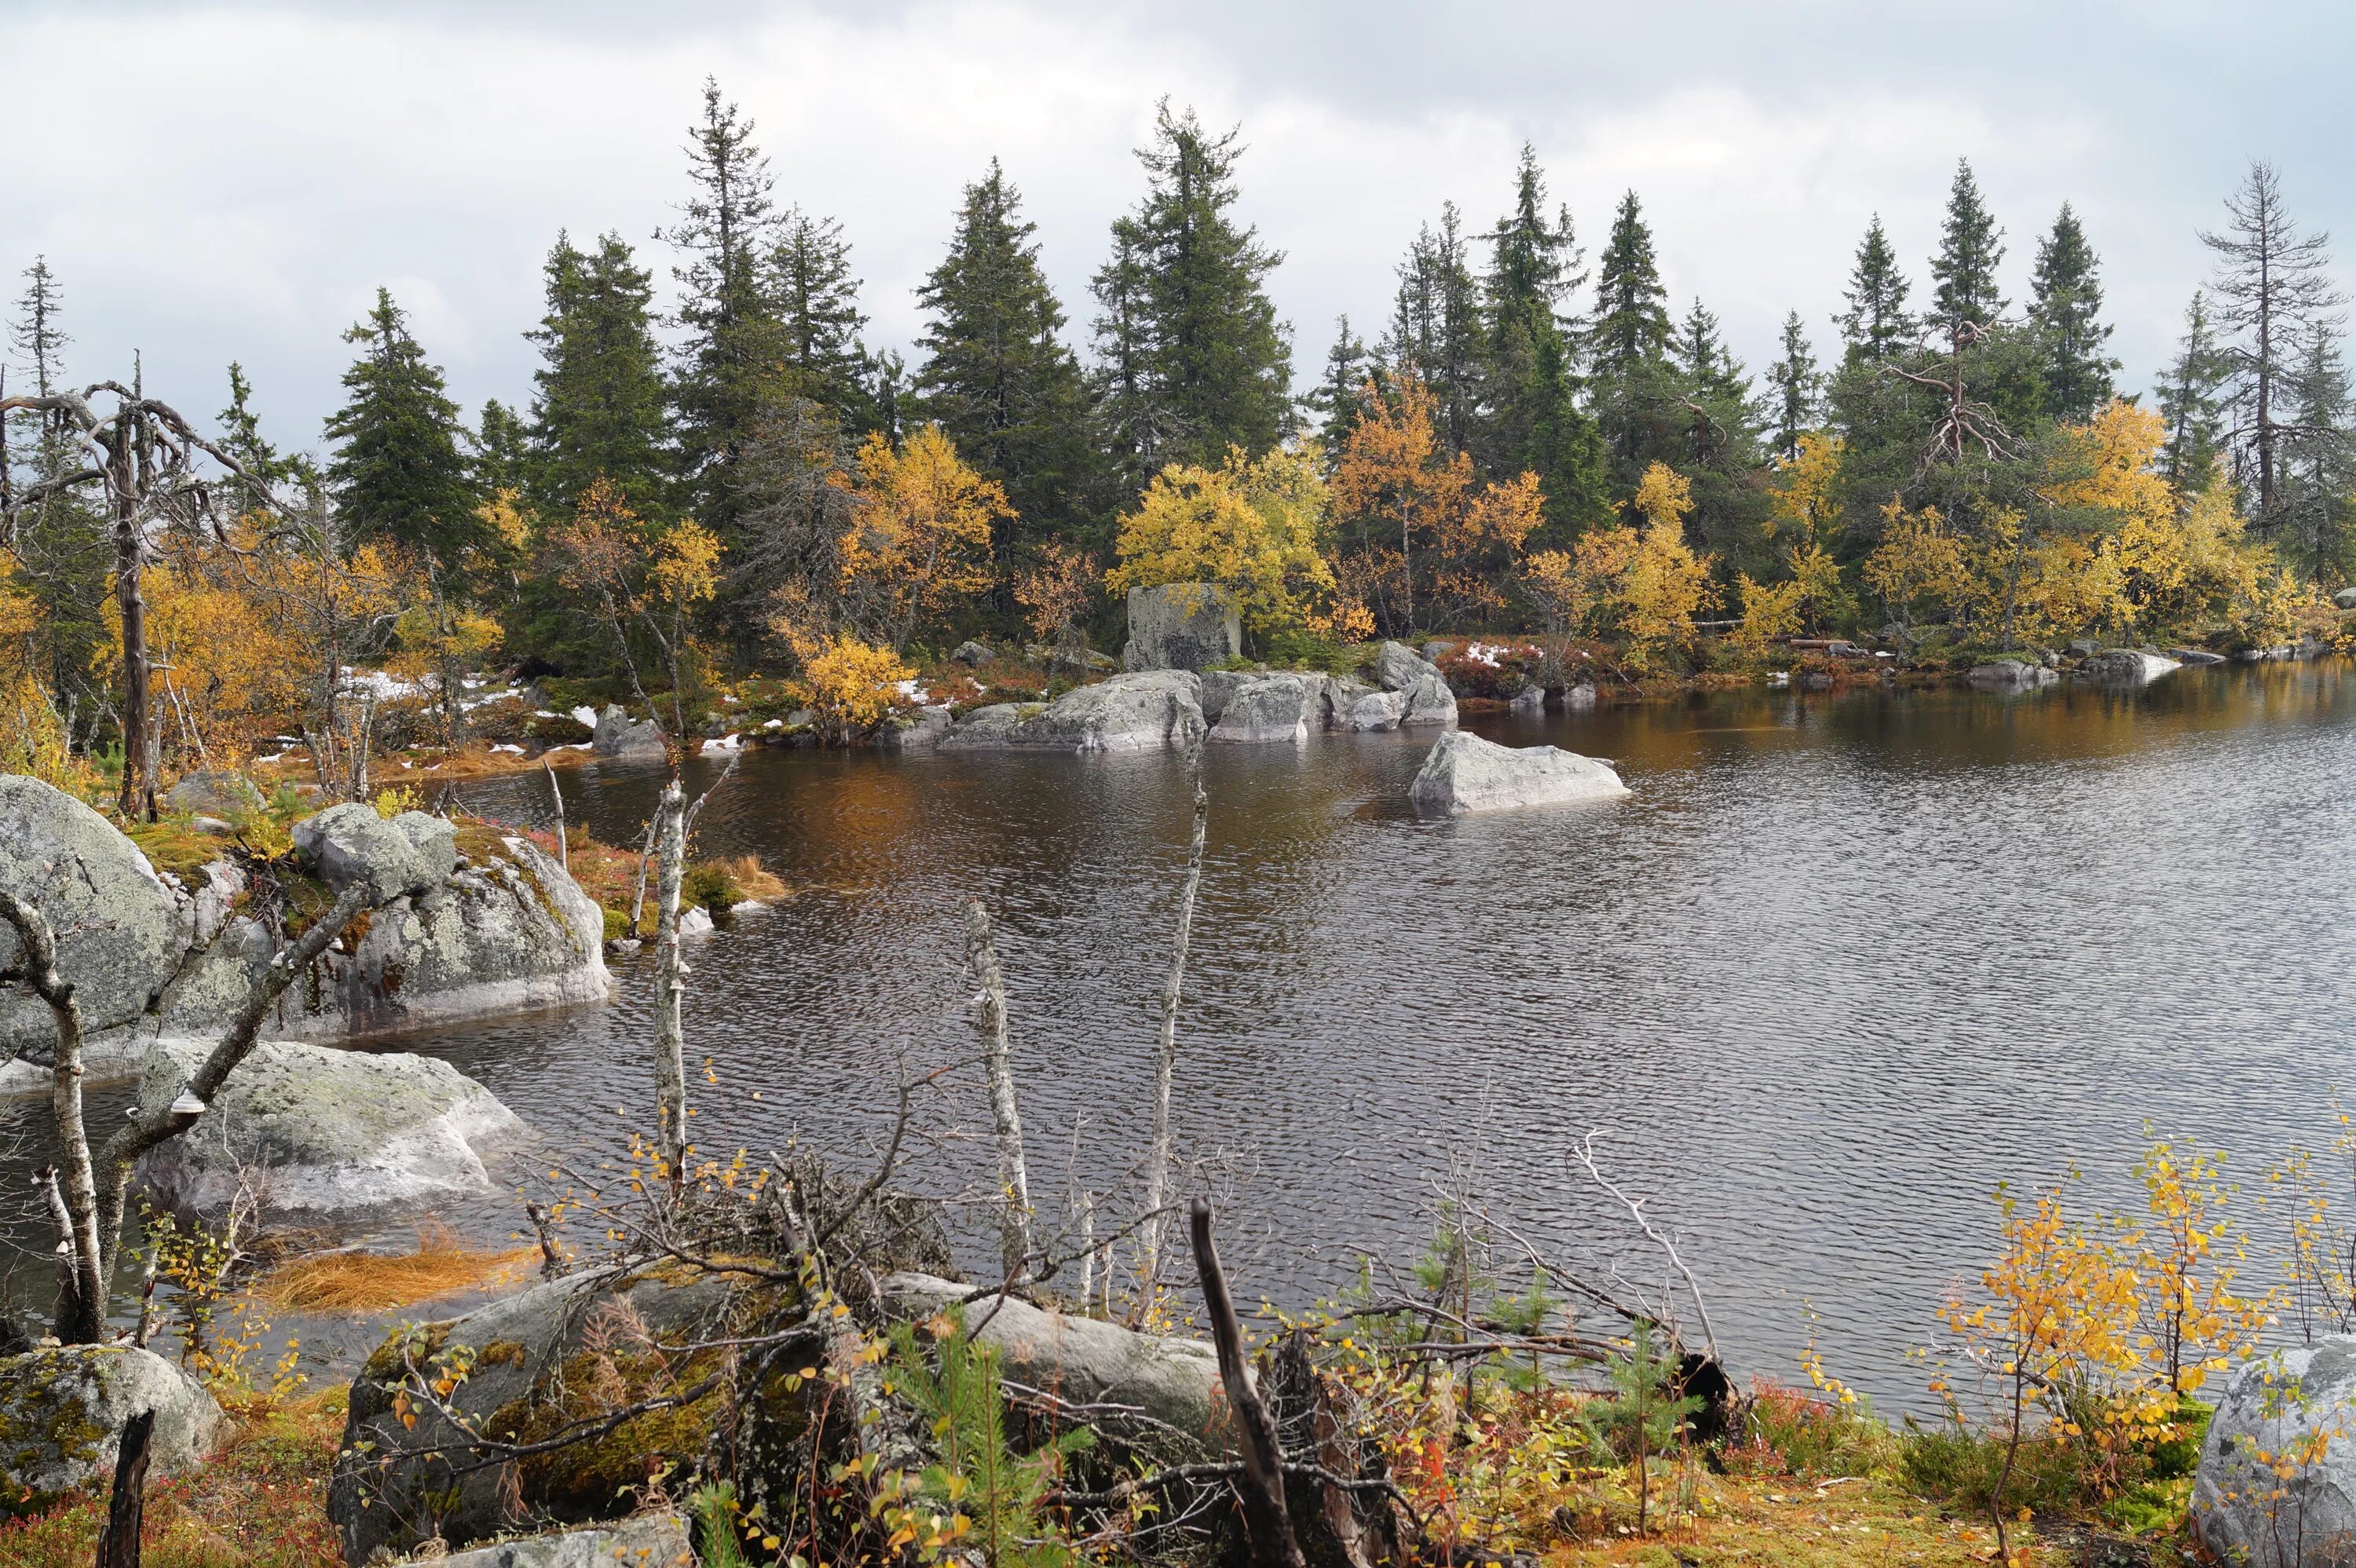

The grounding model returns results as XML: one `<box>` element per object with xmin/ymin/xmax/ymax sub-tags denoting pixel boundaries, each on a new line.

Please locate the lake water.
<box><xmin>9</xmin><ymin>661</ymin><xmax>2356</xmax><ymax>1411</ymax></box>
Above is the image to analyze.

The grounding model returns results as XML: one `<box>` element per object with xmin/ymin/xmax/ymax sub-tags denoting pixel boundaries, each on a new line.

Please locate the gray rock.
<box><xmin>1345</xmin><ymin>689</ymin><xmax>1406</xmax><ymax>732</ymax></box>
<box><xmin>2336</xmin><ymin>587</ymin><xmax>2356</xmax><ymax>610</ymax></box>
<box><xmin>875</xmin><ymin>705</ymin><xmax>953</xmax><ymax>751</ymax></box>
<box><xmin>1399</xmin><ymin>670</ymin><xmax>1459</xmax><ymax>727</ymax></box>
<box><xmin>1421</xmin><ymin>640</ymin><xmax>1458</xmax><ymax>663</ymax></box>
<box><xmin>883</xmin><ymin>1273</ymin><xmax>1228</xmax><ymax>1463</ymax></box>
<box><xmin>942</xmin><ymin>671</ymin><xmax>1205</xmax><ymax>752</ymax></box>
<box><xmin>2067</xmin><ymin>638</ymin><xmax>2102</xmax><ymax>658</ymax></box>
<box><xmin>1374</xmin><ymin>639</ymin><xmax>1438</xmax><ymax>693</ymax></box>
<box><xmin>293</xmin><ymin>803</ymin><xmax>449</xmax><ymax>900</ymax></box>
<box><xmin>132</xmin><ymin>1037</ymin><xmax>527</xmax><ymax>1222</ymax></box>
<box><xmin>1209</xmin><ymin>674</ymin><xmax>1310</xmax><ymax>744</ymax></box>
<box><xmin>951</xmin><ymin>639</ymin><xmax>995</xmax><ymax>665</ymax></box>
<box><xmin>163</xmin><ymin>769</ymin><xmax>265</xmax><ymax>818</ymax></box>
<box><xmin>1967</xmin><ymin>660</ymin><xmax>2058</xmax><ymax>688</ymax></box>
<box><xmin>0</xmin><ymin>1345</ymin><xmax>221</xmax><ymax>1511</ymax></box>
<box><xmin>2169</xmin><ymin>646</ymin><xmax>2227</xmax><ymax>666</ymax></box>
<box><xmin>1315</xmin><ymin>674</ymin><xmax>1373</xmax><ymax>730</ymax></box>
<box><xmin>0</xmin><ymin>776</ymin><xmax>185</xmax><ymax>1062</ymax></box>
<box><xmin>2080</xmin><ymin>648</ymin><xmax>2182</xmax><ymax>684</ymax></box>
<box><xmin>1121</xmin><ymin>583</ymin><xmax>1241</xmax><ymax>672</ymax></box>
<box><xmin>591</xmin><ymin>704</ymin><xmax>664</xmax><ymax>759</ymax></box>
<box><xmin>1509</xmin><ymin>684</ymin><xmax>1546</xmax><ymax>716</ymax></box>
<box><xmin>333</xmin><ymin>1264</ymin><xmax>811</xmax><ymax>1565</ymax></box>
<box><xmin>1408</xmin><ymin>731</ymin><xmax>1630</xmax><ymax>818</ymax></box>
<box><xmin>2193</xmin><ymin>1336</ymin><xmax>2356</xmax><ymax>1567</ymax></box>
<box><xmin>1564</xmin><ymin>683</ymin><xmax>1599</xmax><ymax>712</ymax></box>
<box><xmin>1197</xmin><ymin>667</ymin><xmax>1248</xmax><ymax>725</ymax></box>
<box><xmin>415</xmin><ymin>1513</ymin><xmax>695</xmax><ymax>1567</ymax></box>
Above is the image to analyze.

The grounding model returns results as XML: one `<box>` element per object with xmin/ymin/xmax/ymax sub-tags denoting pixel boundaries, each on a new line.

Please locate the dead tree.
<box><xmin>964</xmin><ymin>898</ymin><xmax>1033</xmax><ymax>1281</ymax></box>
<box><xmin>651</xmin><ymin>777</ymin><xmax>690</xmax><ymax>1186</ymax></box>
<box><xmin>96</xmin><ymin>1408</ymin><xmax>155</xmax><ymax>1568</ymax></box>
<box><xmin>1142</xmin><ymin>744</ymin><xmax>1209</xmax><ymax>1288</ymax></box>
<box><xmin>0</xmin><ymin>375</ymin><xmax>272</xmax><ymax>820</ymax></box>
<box><xmin>1191</xmin><ymin>1198</ymin><xmax>1307</xmax><ymax>1568</ymax></box>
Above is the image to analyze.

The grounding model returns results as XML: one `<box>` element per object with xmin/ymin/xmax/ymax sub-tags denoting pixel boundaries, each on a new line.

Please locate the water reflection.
<box><xmin>8</xmin><ymin>663</ymin><xmax>2354</xmax><ymax>1411</ymax></box>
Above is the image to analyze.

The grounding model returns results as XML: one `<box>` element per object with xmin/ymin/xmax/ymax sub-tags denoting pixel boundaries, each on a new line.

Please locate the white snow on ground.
<box><xmin>571</xmin><ymin>705</ymin><xmax>599</xmax><ymax>728</ymax></box>
<box><xmin>701</xmin><ymin>734</ymin><xmax>742</xmax><ymax>754</ymax></box>
<box><xmin>491</xmin><ymin>743</ymin><xmax>524</xmax><ymax>754</ymax></box>
<box><xmin>892</xmin><ymin>678</ymin><xmax>930</xmax><ymax>704</ymax></box>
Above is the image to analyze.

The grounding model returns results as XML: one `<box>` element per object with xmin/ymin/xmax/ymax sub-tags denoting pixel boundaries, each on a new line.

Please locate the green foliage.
<box><xmin>529</xmin><ymin>230</ymin><xmax>672</xmax><ymax>516</ymax></box>
<box><xmin>324</xmin><ymin>287</ymin><xmax>481</xmax><ymax>565</ymax></box>
<box><xmin>1262</xmin><ymin>626</ymin><xmax>1356</xmax><ymax>674</ymax></box>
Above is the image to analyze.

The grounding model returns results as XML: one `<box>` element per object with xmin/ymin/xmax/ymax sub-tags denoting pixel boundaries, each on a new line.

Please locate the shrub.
<box><xmin>526</xmin><ymin>712</ymin><xmax>594</xmax><ymax>744</ymax></box>
<box><xmin>684</xmin><ymin>853</ymin><xmax>788</xmax><ymax>914</ymax></box>
<box><xmin>1723</xmin><ymin>1379</ymin><xmax>1894</xmax><ymax>1479</ymax></box>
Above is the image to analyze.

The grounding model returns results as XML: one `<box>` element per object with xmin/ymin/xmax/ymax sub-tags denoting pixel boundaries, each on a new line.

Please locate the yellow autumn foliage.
<box><xmin>1108</xmin><ymin>443</ymin><xmax>1337</xmax><ymax>635</ymax></box>
<box><xmin>838</xmin><ymin>423</ymin><xmax>1006</xmax><ymax>651</ymax></box>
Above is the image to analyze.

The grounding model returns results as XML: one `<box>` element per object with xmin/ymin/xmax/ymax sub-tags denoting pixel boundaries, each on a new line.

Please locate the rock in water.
<box><xmin>1121</xmin><ymin>583</ymin><xmax>1242</xmax><ymax>671</ymax></box>
<box><xmin>942</xmin><ymin>670</ymin><xmax>1206</xmax><ymax>751</ymax></box>
<box><xmin>1408</xmin><ymin>731</ymin><xmax>1630</xmax><ymax>818</ymax></box>
<box><xmin>131</xmin><ymin>1038</ymin><xmax>527</xmax><ymax>1222</ymax></box>
<box><xmin>1209</xmin><ymin>674</ymin><xmax>1310</xmax><ymax>744</ymax></box>
<box><xmin>0</xmin><ymin>777</ymin><xmax>185</xmax><ymax>1062</ymax></box>
<box><xmin>1373</xmin><ymin>640</ymin><xmax>1459</xmax><ymax>727</ymax></box>
<box><xmin>1346</xmin><ymin>689</ymin><xmax>1407</xmax><ymax>731</ymax></box>
<box><xmin>1509</xmin><ymin>684</ymin><xmax>1545</xmax><ymax>716</ymax></box>
<box><xmin>0</xmin><ymin>1346</ymin><xmax>221</xmax><ymax>1511</ymax></box>
<box><xmin>591</xmin><ymin>704</ymin><xmax>665</xmax><ymax>758</ymax></box>
<box><xmin>2169</xmin><ymin>646</ymin><xmax>2227</xmax><ymax>666</ymax></box>
<box><xmin>430</xmin><ymin>1514</ymin><xmax>697</xmax><ymax>1566</ymax></box>
<box><xmin>1967</xmin><ymin>659</ymin><xmax>2058</xmax><ymax>689</ymax></box>
<box><xmin>2080</xmin><ymin>648</ymin><xmax>2182</xmax><ymax>684</ymax></box>
<box><xmin>2193</xmin><ymin>1336</ymin><xmax>2356</xmax><ymax>1565</ymax></box>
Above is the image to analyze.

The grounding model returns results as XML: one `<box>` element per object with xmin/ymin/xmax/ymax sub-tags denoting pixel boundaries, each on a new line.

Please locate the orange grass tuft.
<box><xmin>706</xmin><ymin>852</ymin><xmax>788</xmax><ymax>901</ymax></box>
<box><xmin>256</xmin><ymin>1223</ymin><xmax>538</xmax><ymax>1314</ymax></box>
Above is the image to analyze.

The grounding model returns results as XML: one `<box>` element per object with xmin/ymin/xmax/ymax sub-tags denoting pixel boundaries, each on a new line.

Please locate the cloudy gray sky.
<box><xmin>3</xmin><ymin>1</ymin><xmax>2343</xmax><ymax>451</ymax></box>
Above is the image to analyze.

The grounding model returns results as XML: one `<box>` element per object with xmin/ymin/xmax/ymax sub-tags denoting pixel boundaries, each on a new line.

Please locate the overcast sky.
<box><xmin>4</xmin><ymin>1</ymin><xmax>2347</xmax><ymax>453</ymax></box>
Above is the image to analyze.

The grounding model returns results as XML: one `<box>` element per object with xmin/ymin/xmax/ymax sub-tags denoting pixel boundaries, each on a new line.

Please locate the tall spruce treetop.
<box><xmin>1301</xmin><ymin>314</ymin><xmax>1373</xmax><ymax>454</ymax></box>
<box><xmin>663</xmin><ymin>79</ymin><xmax>781</xmax><ymax>516</ymax></box>
<box><xmin>1486</xmin><ymin>144</ymin><xmax>1584</xmax><ymax>334</ymax></box>
<box><xmin>1835</xmin><ymin>216</ymin><xmax>1914</xmax><ymax>364</ymax></box>
<box><xmin>2027</xmin><ymin>203</ymin><xmax>2118</xmax><ymax>422</ymax></box>
<box><xmin>1765</xmin><ymin>311</ymin><xmax>1822</xmax><ymax>460</ymax></box>
<box><xmin>913</xmin><ymin>158</ymin><xmax>1090</xmax><ymax>556</ymax></box>
<box><xmin>1930</xmin><ymin>159</ymin><xmax>2006</xmax><ymax>342</ymax></box>
<box><xmin>9</xmin><ymin>257</ymin><xmax>68</xmax><ymax>398</ymax></box>
<box><xmin>1388</xmin><ymin>203</ymin><xmax>1484</xmax><ymax>452</ymax></box>
<box><xmin>1673</xmin><ymin>298</ymin><xmax>1748</xmax><ymax>403</ymax></box>
<box><xmin>2156</xmin><ymin>290</ymin><xmax>2229</xmax><ymax>492</ymax></box>
<box><xmin>324</xmin><ymin>287</ymin><xmax>478</xmax><ymax>563</ymax></box>
<box><xmin>771</xmin><ymin>207</ymin><xmax>872</xmax><ymax>423</ymax></box>
<box><xmin>1589</xmin><ymin>190</ymin><xmax>1671</xmax><ymax>380</ymax></box>
<box><xmin>1091</xmin><ymin>100</ymin><xmax>1291</xmax><ymax>479</ymax></box>
<box><xmin>527</xmin><ymin>230</ymin><xmax>670</xmax><ymax>515</ymax></box>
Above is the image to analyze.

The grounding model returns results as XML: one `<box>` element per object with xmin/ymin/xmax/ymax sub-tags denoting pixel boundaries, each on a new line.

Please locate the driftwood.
<box><xmin>1191</xmin><ymin>1199</ymin><xmax>1307</xmax><ymax>1568</ymax></box>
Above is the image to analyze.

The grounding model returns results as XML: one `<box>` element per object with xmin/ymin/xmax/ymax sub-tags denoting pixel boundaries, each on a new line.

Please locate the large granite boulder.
<box><xmin>1967</xmin><ymin>659</ymin><xmax>2058</xmax><ymax>689</ymax></box>
<box><xmin>2335</xmin><ymin>587</ymin><xmax>2356</xmax><ymax>611</ymax></box>
<box><xmin>1198</xmin><ymin>668</ymin><xmax>1248</xmax><ymax>726</ymax></box>
<box><xmin>0</xmin><ymin>1345</ymin><xmax>221</xmax><ymax>1512</ymax></box>
<box><xmin>1408</xmin><ymin>731</ymin><xmax>1630</xmax><ymax>818</ymax></box>
<box><xmin>943</xmin><ymin>671</ymin><xmax>1207</xmax><ymax>752</ymax></box>
<box><xmin>131</xmin><ymin>1038</ymin><xmax>527</xmax><ymax>1223</ymax></box>
<box><xmin>331</xmin><ymin>1262</ymin><xmax>818</xmax><ymax>1566</ymax></box>
<box><xmin>591</xmin><ymin>704</ymin><xmax>665</xmax><ymax>759</ymax></box>
<box><xmin>0</xmin><ymin>777</ymin><xmax>186</xmax><ymax>1064</ymax></box>
<box><xmin>1122</xmin><ymin>583</ymin><xmax>1242</xmax><ymax>672</ymax></box>
<box><xmin>417</xmin><ymin>1514</ymin><xmax>696</xmax><ymax>1567</ymax></box>
<box><xmin>2081</xmin><ymin>648</ymin><xmax>2182</xmax><ymax>684</ymax></box>
<box><xmin>294</xmin><ymin>804</ymin><xmax>456</xmax><ymax>901</ymax></box>
<box><xmin>1209</xmin><ymin>674</ymin><xmax>1310</xmax><ymax>744</ymax></box>
<box><xmin>1373</xmin><ymin>641</ymin><xmax>1458</xmax><ymax>726</ymax></box>
<box><xmin>1346</xmin><ymin>689</ymin><xmax>1407</xmax><ymax>732</ymax></box>
<box><xmin>2193</xmin><ymin>1337</ymin><xmax>2356</xmax><ymax>1566</ymax></box>
<box><xmin>883</xmin><ymin>1273</ymin><xmax>1228</xmax><ymax>1464</ymax></box>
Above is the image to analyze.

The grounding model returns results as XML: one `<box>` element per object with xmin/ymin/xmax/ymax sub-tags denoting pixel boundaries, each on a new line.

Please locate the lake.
<box><xmin>9</xmin><ymin>660</ymin><xmax>2355</xmax><ymax>1411</ymax></box>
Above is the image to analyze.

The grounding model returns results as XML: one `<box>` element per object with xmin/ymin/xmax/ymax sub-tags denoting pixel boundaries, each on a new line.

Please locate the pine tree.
<box><xmin>1835</xmin><ymin>215</ymin><xmax>1915</xmax><ymax>364</ymax></box>
<box><xmin>2156</xmin><ymin>290</ymin><xmax>2229</xmax><ymax>493</ymax></box>
<box><xmin>5</xmin><ymin>258</ymin><xmax>109</xmax><ymax>724</ymax></box>
<box><xmin>1091</xmin><ymin>100</ymin><xmax>1291</xmax><ymax>484</ymax></box>
<box><xmin>1765</xmin><ymin>311</ymin><xmax>1822</xmax><ymax>460</ymax></box>
<box><xmin>2028</xmin><ymin>203</ymin><xmax>2118</xmax><ymax>422</ymax></box>
<box><xmin>1387</xmin><ymin>203</ymin><xmax>1483</xmax><ymax>452</ymax></box>
<box><xmin>771</xmin><ymin>207</ymin><xmax>873</xmax><ymax>424</ymax></box>
<box><xmin>1589</xmin><ymin>190</ymin><xmax>1671</xmax><ymax>382</ymax></box>
<box><xmin>527</xmin><ymin>229</ymin><xmax>670</xmax><ymax>514</ymax></box>
<box><xmin>470</xmin><ymin>399</ymin><xmax>533</xmax><ymax>499</ymax></box>
<box><xmin>1485</xmin><ymin>144</ymin><xmax>1583</xmax><ymax>338</ymax></box>
<box><xmin>323</xmin><ymin>286</ymin><xmax>479</xmax><ymax>564</ymax></box>
<box><xmin>663</xmin><ymin>79</ymin><xmax>782</xmax><ymax>527</ymax></box>
<box><xmin>1481</xmin><ymin>144</ymin><xmax>1586</xmax><ymax>480</ymax></box>
<box><xmin>914</xmin><ymin>159</ymin><xmax>1092</xmax><ymax>579</ymax></box>
<box><xmin>2201</xmin><ymin>159</ymin><xmax>2347</xmax><ymax>528</ymax></box>
<box><xmin>1300</xmin><ymin>314</ymin><xmax>1372</xmax><ymax>454</ymax></box>
<box><xmin>1673</xmin><ymin>298</ymin><xmax>1748</xmax><ymax>406</ymax></box>
<box><xmin>2281</xmin><ymin>322</ymin><xmax>2356</xmax><ymax>578</ymax></box>
<box><xmin>1930</xmin><ymin>159</ymin><xmax>2006</xmax><ymax>344</ymax></box>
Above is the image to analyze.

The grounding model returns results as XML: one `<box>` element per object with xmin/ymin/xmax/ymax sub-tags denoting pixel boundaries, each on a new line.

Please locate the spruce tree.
<box><xmin>1513</xmin><ymin>309</ymin><xmax>1609</xmax><ymax>539</ymax></box>
<box><xmin>1835</xmin><ymin>216</ymin><xmax>1914</xmax><ymax>364</ymax></box>
<box><xmin>527</xmin><ymin>230</ymin><xmax>670</xmax><ymax>514</ymax></box>
<box><xmin>1588</xmin><ymin>190</ymin><xmax>1671</xmax><ymax>382</ymax></box>
<box><xmin>771</xmin><ymin>207</ymin><xmax>873</xmax><ymax>424</ymax></box>
<box><xmin>470</xmin><ymin>399</ymin><xmax>532</xmax><ymax>499</ymax></box>
<box><xmin>2156</xmin><ymin>290</ymin><xmax>2229</xmax><ymax>492</ymax></box>
<box><xmin>1387</xmin><ymin>203</ymin><xmax>1484</xmax><ymax>452</ymax></box>
<box><xmin>1481</xmin><ymin>144</ymin><xmax>1586</xmax><ymax>480</ymax></box>
<box><xmin>6</xmin><ymin>258</ymin><xmax>109</xmax><ymax>724</ymax></box>
<box><xmin>1673</xmin><ymin>298</ymin><xmax>1749</xmax><ymax>406</ymax></box>
<box><xmin>1300</xmin><ymin>314</ymin><xmax>1372</xmax><ymax>454</ymax></box>
<box><xmin>1930</xmin><ymin>159</ymin><xmax>2006</xmax><ymax>344</ymax></box>
<box><xmin>1090</xmin><ymin>100</ymin><xmax>1291</xmax><ymax>483</ymax></box>
<box><xmin>913</xmin><ymin>159</ymin><xmax>1092</xmax><ymax>575</ymax></box>
<box><xmin>323</xmin><ymin>287</ymin><xmax>479</xmax><ymax>564</ymax></box>
<box><xmin>1485</xmin><ymin>144</ymin><xmax>1583</xmax><ymax>338</ymax></box>
<box><xmin>2281</xmin><ymin>323</ymin><xmax>2356</xmax><ymax>577</ymax></box>
<box><xmin>1765</xmin><ymin>311</ymin><xmax>1822</xmax><ymax>460</ymax></box>
<box><xmin>2028</xmin><ymin>203</ymin><xmax>2118</xmax><ymax>422</ymax></box>
<box><xmin>663</xmin><ymin>79</ymin><xmax>782</xmax><ymax>527</ymax></box>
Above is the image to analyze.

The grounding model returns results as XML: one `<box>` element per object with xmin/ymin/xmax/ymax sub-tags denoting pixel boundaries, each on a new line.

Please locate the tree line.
<box><xmin>5</xmin><ymin>79</ymin><xmax>2351</xmax><ymax>780</ymax></box>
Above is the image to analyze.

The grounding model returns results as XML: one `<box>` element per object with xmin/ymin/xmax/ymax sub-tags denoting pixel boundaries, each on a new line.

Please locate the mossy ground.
<box><xmin>0</xmin><ymin>1390</ymin><xmax>345</xmax><ymax>1568</ymax></box>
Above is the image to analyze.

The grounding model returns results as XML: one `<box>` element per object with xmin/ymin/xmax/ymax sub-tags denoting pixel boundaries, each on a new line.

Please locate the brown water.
<box><xmin>9</xmin><ymin>662</ymin><xmax>2355</xmax><ymax>1408</ymax></box>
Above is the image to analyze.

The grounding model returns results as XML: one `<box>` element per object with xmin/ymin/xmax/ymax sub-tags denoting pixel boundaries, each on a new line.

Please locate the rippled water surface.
<box><xmin>12</xmin><ymin>663</ymin><xmax>2356</xmax><ymax>1406</ymax></box>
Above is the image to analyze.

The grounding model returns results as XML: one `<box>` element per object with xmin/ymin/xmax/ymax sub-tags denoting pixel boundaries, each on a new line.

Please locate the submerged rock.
<box><xmin>131</xmin><ymin>1037</ymin><xmax>527</xmax><ymax>1222</ymax></box>
<box><xmin>2193</xmin><ymin>1336</ymin><xmax>2356</xmax><ymax>1566</ymax></box>
<box><xmin>2169</xmin><ymin>646</ymin><xmax>2227</xmax><ymax>666</ymax></box>
<box><xmin>0</xmin><ymin>1345</ymin><xmax>221</xmax><ymax>1511</ymax></box>
<box><xmin>2080</xmin><ymin>648</ymin><xmax>2181</xmax><ymax>684</ymax></box>
<box><xmin>943</xmin><ymin>670</ymin><xmax>1206</xmax><ymax>752</ymax></box>
<box><xmin>1121</xmin><ymin>583</ymin><xmax>1242</xmax><ymax>672</ymax></box>
<box><xmin>1209</xmin><ymin>674</ymin><xmax>1310</xmax><ymax>744</ymax></box>
<box><xmin>0</xmin><ymin>777</ymin><xmax>185</xmax><ymax>1063</ymax></box>
<box><xmin>1408</xmin><ymin>731</ymin><xmax>1630</xmax><ymax>818</ymax></box>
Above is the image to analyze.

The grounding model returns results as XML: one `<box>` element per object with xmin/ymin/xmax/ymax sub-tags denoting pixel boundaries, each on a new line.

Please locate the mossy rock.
<box><xmin>0</xmin><ymin>1345</ymin><xmax>221</xmax><ymax>1517</ymax></box>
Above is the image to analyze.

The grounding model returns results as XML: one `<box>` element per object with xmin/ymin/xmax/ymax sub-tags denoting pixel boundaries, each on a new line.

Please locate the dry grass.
<box><xmin>704</xmin><ymin>852</ymin><xmax>788</xmax><ymax>901</ymax></box>
<box><xmin>255</xmin><ymin>1223</ymin><xmax>539</xmax><ymax>1314</ymax></box>
<box><xmin>1554</xmin><ymin>1473</ymin><xmax>2040</xmax><ymax>1566</ymax></box>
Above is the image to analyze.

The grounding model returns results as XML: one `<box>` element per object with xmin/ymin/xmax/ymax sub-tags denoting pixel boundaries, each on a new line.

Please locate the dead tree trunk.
<box><xmin>1143</xmin><ymin>747</ymin><xmax>1209</xmax><ymax>1288</ymax></box>
<box><xmin>964</xmin><ymin>898</ymin><xmax>1033</xmax><ymax>1281</ymax></box>
<box><xmin>651</xmin><ymin>778</ymin><xmax>690</xmax><ymax>1187</ymax></box>
<box><xmin>544</xmin><ymin>760</ymin><xmax>568</xmax><ymax>872</ymax></box>
<box><xmin>1191</xmin><ymin>1199</ymin><xmax>1306</xmax><ymax>1568</ymax></box>
<box><xmin>96</xmin><ymin>1408</ymin><xmax>155</xmax><ymax>1568</ymax></box>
